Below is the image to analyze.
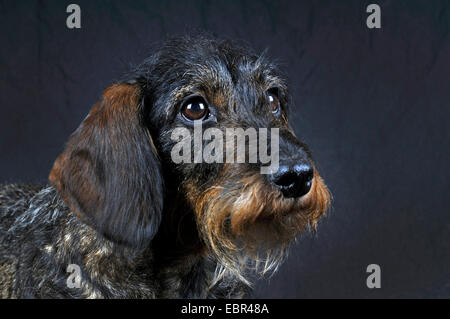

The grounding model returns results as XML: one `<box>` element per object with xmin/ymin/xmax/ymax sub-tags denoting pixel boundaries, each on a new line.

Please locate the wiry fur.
<box><xmin>0</xmin><ymin>36</ymin><xmax>330</xmax><ymax>298</ymax></box>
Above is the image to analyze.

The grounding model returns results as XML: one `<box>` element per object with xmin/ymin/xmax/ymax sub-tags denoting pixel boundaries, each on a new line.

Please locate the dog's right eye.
<box><xmin>181</xmin><ymin>97</ymin><xmax>209</xmax><ymax>121</ymax></box>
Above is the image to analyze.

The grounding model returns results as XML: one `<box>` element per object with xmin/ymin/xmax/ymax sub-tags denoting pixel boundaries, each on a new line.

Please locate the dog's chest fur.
<box><xmin>0</xmin><ymin>184</ymin><xmax>246</xmax><ymax>298</ymax></box>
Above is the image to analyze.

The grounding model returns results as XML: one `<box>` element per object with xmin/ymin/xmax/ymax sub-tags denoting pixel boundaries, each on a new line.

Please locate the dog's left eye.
<box><xmin>181</xmin><ymin>96</ymin><xmax>209</xmax><ymax>121</ymax></box>
<box><xmin>267</xmin><ymin>90</ymin><xmax>280</xmax><ymax>114</ymax></box>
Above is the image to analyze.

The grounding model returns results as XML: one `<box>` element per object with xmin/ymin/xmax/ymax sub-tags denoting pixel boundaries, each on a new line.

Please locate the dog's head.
<box><xmin>50</xmin><ymin>36</ymin><xmax>330</xmax><ymax>274</ymax></box>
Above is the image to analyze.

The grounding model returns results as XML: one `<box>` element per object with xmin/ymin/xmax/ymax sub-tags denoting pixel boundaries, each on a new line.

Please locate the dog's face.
<box><xmin>50</xmin><ymin>37</ymin><xmax>329</xmax><ymax>274</ymax></box>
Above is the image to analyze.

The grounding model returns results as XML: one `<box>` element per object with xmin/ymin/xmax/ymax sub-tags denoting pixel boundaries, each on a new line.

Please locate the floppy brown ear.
<box><xmin>49</xmin><ymin>83</ymin><xmax>163</xmax><ymax>248</ymax></box>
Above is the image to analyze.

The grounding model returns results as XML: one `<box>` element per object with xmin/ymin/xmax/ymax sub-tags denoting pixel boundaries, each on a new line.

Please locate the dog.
<box><xmin>0</xmin><ymin>36</ymin><xmax>330</xmax><ymax>298</ymax></box>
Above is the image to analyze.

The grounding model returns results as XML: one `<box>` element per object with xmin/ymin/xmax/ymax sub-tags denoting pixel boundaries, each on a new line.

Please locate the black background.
<box><xmin>0</xmin><ymin>0</ymin><xmax>448</xmax><ymax>298</ymax></box>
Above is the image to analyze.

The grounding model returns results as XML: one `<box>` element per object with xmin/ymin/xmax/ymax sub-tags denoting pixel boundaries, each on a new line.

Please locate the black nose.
<box><xmin>271</xmin><ymin>164</ymin><xmax>314</xmax><ymax>198</ymax></box>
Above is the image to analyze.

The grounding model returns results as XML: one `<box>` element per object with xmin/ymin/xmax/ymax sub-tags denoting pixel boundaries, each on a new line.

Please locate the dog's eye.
<box><xmin>267</xmin><ymin>90</ymin><xmax>280</xmax><ymax>114</ymax></box>
<box><xmin>181</xmin><ymin>97</ymin><xmax>209</xmax><ymax>121</ymax></box>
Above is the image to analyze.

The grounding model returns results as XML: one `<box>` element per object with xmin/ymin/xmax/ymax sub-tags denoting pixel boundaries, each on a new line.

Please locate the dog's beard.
<box><xmin>185</xmin><ymin>164</ymin><xmax>330</xmax><ymax>285</ymax></box>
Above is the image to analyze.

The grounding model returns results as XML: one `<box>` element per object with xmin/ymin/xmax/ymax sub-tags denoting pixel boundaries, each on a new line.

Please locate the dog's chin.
<box><xmin>191</xmin><ymin>171</ymin><xmax>330</xmax><ymax>278</ymax></box>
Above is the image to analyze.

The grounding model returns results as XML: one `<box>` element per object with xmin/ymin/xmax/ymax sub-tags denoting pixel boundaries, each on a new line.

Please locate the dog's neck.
<box><xmin>149</xmin><ymin>186</ymin><xmax>250</xmax><ymax>298</ymax></box>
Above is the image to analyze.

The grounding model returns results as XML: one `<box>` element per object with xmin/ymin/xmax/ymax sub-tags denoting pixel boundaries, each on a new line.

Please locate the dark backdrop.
<box><xmin>0</xmin><ymin>0</ymin><xmax>448</xmax><ymax>298</ymax></box>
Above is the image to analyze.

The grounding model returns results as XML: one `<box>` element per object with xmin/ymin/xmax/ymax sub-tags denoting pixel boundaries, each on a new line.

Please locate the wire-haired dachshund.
<box><xmin>0</xmin><ymin>36</ymin><xmax>330</xmax><ymax>298</ymax></box>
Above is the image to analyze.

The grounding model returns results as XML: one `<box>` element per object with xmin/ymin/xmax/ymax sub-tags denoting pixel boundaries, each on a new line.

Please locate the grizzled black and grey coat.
<box><xmin>0</xmin><ymin>36</ymin><xmax>330</xmax><ymax>298</ymax></box>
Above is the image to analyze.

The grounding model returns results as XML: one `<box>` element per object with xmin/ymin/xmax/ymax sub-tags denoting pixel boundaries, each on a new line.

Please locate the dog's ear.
<box><xmin>49</xmin><ymin>83</ymin><xmax>163</xmax><ymax>248</ymax></box>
